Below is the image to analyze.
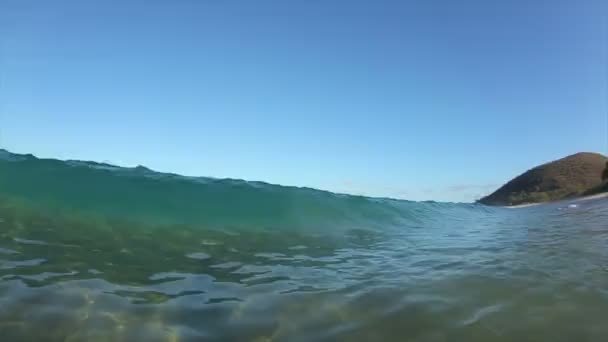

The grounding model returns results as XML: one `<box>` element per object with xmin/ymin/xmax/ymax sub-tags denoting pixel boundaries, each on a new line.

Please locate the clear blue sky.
<box><xmin>1</xmin><ymin>0</ymin><xmax>606</xmax><ymax>202</ymax></box>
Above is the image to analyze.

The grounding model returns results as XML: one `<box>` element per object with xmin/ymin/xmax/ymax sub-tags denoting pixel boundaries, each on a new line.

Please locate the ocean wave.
<box><xmin>2</xmin><ymin>149</ymin><xmax>608</xmax><ymax>340</ymax></box>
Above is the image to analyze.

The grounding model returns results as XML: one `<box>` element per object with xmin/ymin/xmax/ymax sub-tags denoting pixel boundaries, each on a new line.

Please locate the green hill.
<box><xmin>479</xmin><ymin>152</ymin><xmax>608</xmax><ymax>206</ymax></box>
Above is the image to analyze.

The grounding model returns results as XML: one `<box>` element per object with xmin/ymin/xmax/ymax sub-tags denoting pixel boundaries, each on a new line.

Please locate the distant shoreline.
<box><xmin>505</xmin><ymin>192</ymin><xmax>608</xmax><ymax>209</ymax></box>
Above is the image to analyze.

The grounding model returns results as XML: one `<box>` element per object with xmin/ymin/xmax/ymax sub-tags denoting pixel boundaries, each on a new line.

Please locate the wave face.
<box><xmin>0</xmin><ymin>150</ymin><xmax>470</xmax><ymax>231</ymax></box>
<box><xmin>1</xmin><ymin>150</ymin><xmax>608</xmax><ymax>341</ymax></box>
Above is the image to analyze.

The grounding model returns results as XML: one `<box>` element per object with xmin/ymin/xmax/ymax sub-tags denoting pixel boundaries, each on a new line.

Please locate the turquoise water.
<box><xmin>1</xmin><ymin>150</ymin><xmax>608</xmax><ymax>341</ymax></box>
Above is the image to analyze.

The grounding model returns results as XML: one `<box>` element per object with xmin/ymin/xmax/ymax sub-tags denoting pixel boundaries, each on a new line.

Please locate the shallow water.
<box><xmin>0</xmin><ymin>197</ymin><xmax>607</xmax><ymax>341</ymax></box>
<box><xmin>1</xmin><ymin>152</ymin><xmax>608</xmax><ymax>341</ymax></box>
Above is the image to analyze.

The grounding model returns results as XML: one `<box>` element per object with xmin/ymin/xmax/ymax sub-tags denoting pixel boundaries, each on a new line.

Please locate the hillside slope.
<box><xmin>479</xmin><ymin>152</ymin><xmax>607</xmax><ymax>206</ymax></box>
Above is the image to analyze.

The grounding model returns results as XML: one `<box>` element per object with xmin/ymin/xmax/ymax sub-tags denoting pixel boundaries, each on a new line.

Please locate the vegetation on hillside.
<box><xmin>479</xmin><ymin>152</ymin><xmax>607</xmax><ymax>206</ymax></box>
